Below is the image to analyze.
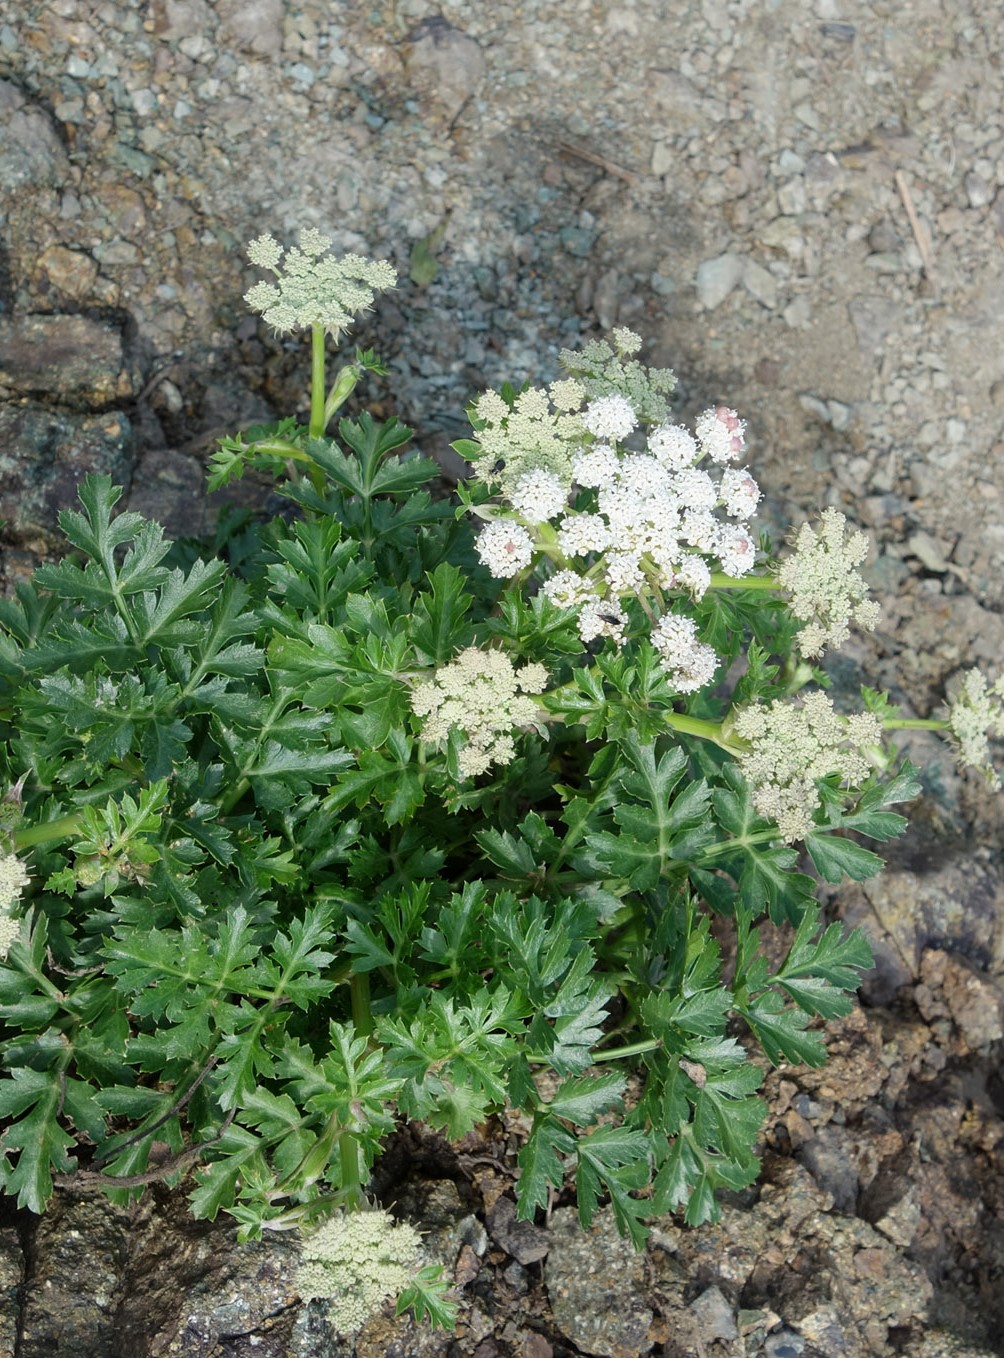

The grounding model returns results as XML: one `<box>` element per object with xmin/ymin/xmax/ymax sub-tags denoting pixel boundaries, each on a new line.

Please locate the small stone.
<box><xmin>907</xmin><ymin>530</ymin><xmax>951</xmax><ymax>573</ymax></box>
<box><xmin>872</xmin><ymin>1184</ymin><xmax>922</xmax><ymax>1247</ymax></box>
<box><xmin>689</xmin><ymin>1285</ymin><xmax>738</xmax><ymax>1341</ymax></box>
<box><xmin>696</xmin><ymin>252</ymin><xmax>744</xmax><ymax>309</ymax></box>
<box><xmin>743</xmin><ymin>257</ymin><xmax>778</xmax><ymax>308</ymax></box>
<box><xmin>545</xmin><ymin>1207</ymin><xmax>652</xmax><ymax>1358</ymax></box>
<box><xmin>34</xmin><ymin>246</ymin><xmax>98</xmax><ymax>301</ymax></box>
<box><xmin>783</xmin><ymin>295</ymin><xmax>811</xmax><ymax>328</ymax></box>
<box><xmin>0</xmin><ymin>79</ymin><xmax>72</xmax><ymax>189</ymax></box>
<box><xmin>486</xmin><ymin>1196</ymin><xmax>549</xmax><ymax>1265</ymax></box>
<box><xmin>592</xmin><ymin>268</ymin><xmax>620</xmax><ymax>330</ymax></box>
<box><xmin>404</xmin><ymin>17</ymin><xmax>485</xmax><ymax>123</ymax></box>
<box><xmin>217</xmin><ymin>0</ymin><xmax>284</xmax><ymax>55</ymax></box>
<box><xmin>765</xmin><ymin>1329</ymin><xmax>805</xmax><ymax>1358</ymax></box>
<box><xmin>651</xmin><ymin>141</ymin><xmax>672</xmax><ymax>176</ymax></box>
<box><xmin>777</xmin><ymin>178</ymin><xmax>807</xmax><ymax>214</ymax></box>
<box><xmin>964</xmin><ymin>171</ymin><xmax>994</xmax><ymax>208</ymax></box>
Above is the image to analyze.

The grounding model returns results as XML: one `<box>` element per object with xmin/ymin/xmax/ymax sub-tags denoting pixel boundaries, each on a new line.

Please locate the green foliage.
<box><xmin>0</xmin><ymin>295</ymin><xmax>924</xmax><ymax>1336</ymax></box>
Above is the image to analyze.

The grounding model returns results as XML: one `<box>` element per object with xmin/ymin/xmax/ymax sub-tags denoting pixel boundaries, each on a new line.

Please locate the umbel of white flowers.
<box><xmin>244</xmin><ymin>228</ymin><xmax>397</xmax><ymax>339</ymax></box>
<box><xmin>294</xmin><ymin>1208</ymin><xmax>422</xmax><ymax>1335</ymax></box>
<box><xmin>0</xmin><ymin>852</ymin><xmax>30</xmax><ymax>960</ymax></box>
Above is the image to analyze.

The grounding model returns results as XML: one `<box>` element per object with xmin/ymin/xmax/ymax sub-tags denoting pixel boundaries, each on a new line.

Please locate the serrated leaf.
<box><xmin>515</xmin><ymin>1116</ymin><xmax>575</xmax><ymax>1218</ymax></box>
<box><xmin>804</xmin><ymin>833</ymin><xmax>885</xmax><ymax>883</ymax></box>
<box><xmin>545</xmin><ymin>1071</ymin><xmax>626</xmax><ymax>1126</ymax></box>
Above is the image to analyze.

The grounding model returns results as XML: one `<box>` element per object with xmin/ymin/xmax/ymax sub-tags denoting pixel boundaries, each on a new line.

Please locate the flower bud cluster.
<box><xmin>945</xmin><ymin>667</ymin><xmax>1004</xmax><ymax>783</ymax></box>
<box><xmin>468</xmin><ymin>382</ymin><xmax>586</xmax><ymax>498</ymax></box>
<box><xmin>0</xmin><ymin>851</ymin><xmax>30</xmax><ymax>960</ymax></box>
<box><xmin>733</xmin><ymin>691</ymin><xmax>882</xmax><ymax>843</ymax></box>
<box><xmin>558</xmin><ymin>328</ymin><xmax>677</xmax><ymax>423</ymax></box>
<box><xmin>776</xmin><ymin>508</ymin><xmax>881</xmax><ymax>658</ymax></box>
<box><xmin>244</xmin><ymin>229</ymin><xmax>397</xmax><ymax>339</ymax></box>
<box><xmin>295</xmin><ymin>1208</ymin><xmax>421</xmax><ymax>1335</ymax></box>
<box><xmin>411</xmin><ymin>647</ymin><xmax>548</xmax><ymax>778</ymax></box>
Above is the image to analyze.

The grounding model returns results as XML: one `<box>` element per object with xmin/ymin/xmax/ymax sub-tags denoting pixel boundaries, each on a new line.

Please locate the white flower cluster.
<box><xmin>466</xmin><ymin>334</ymin><xmax>763</xmax><ymax>695</ymax></box>
<box><xmin>776</xmin><ymin>508</ymin><xmax>881</xmax><ymax>658</ymax></box>
<box><xmin>733</xmin><ymin>691</ymin><xmax>882</xmax><ymax>843</ymax></box>
<box><xmin>469</xmin><ymin>382</ymin><xmax>585</xmax><ymax>496</ymax></box>
<box><xmin>651</xmin><ymin>614</ymin><xmax>718</xmax><ymax>694</ymax></box>
<box><xmin>945</xmin><ymin>668</ymin><xmax>1004</xmax><ymax>783</ymax></box>
<box><xmin>294</xmin><ymin>1208</ymin><xmax>421</xmax><ymax>1335</ymax></box>
<box><xmin>244</xmin><ymin>229</ymin><xmax>397</xmax><ymax>338</ymax></box>
<box><xmin>0</xmin><ymin>851</ymin><xmax>30</xmax><ymax>960</ymax></box>
<box><xmin>411</xmin><ymin>647</ymin><xmax>548</xmax><ymax>778</ymax></box>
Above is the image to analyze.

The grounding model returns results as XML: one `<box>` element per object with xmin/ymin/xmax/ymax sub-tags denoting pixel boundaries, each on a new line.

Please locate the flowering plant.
<box><xmin>0</xmin><ymin>232</ymin><xmax>1001</xmax><ymax>1334</ymax></box>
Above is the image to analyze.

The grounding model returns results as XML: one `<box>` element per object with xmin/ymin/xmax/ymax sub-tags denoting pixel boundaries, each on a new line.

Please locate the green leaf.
<box><xmin>0</xmin><ymin>1067</ymin><xmax>78</xmax><ymax>1212</ymax></box>
<box><xmin>515</xmin><ymin>1115</ymin><xmax>575</xmax><ymax>1218</ymax></box>
<box><xmin>545</xmin><ymin>1071</ymin><xmax>626</xmax><ymax>1126</ymax></box>
<box><xmin>804</xmin><ymin>833</ymin><xmax>885</xmax><ymax>884</ymax></box>
<box><xmin>575</xmin><ymin>1124</ymin><xmax>652</xmax><ymax>1246</ymax></box>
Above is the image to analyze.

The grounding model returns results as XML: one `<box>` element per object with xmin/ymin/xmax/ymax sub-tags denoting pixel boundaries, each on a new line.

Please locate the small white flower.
<box><xmin>719</xmin><ymin>467</ymin><xmax>761</xmax><ymax>519</ymax></box>
<box><xmin>578</xmin><ymin>600</ymin><xmax>627</xmax><ymax>646</ymax></box>
<box><xmin>510</xmin><ymin>468</ymin><xmax>567</xmax><ymax>523</ymax></box>
<box><xmin>650</xmin><ymin>614</ymin><xmax>718</xmax><ymax>693</ymax></box>
<box><xmin>695</xmin><ymin>406</ymin><xmax>746</xmax><ymax>463</ymax></box>
<box><xmin>476</xmin><ymin>520</ymin><xmax>534</xmax><ymax>577</ymax></box>
<box><xmin>673</xmin><ymin>467</ymin><xmax>717</xmax><ymax>511</ymax></box>
<box><xmin>671</xmin><ymin>554</ymin><xmax>712</xmax><ymax>599</ymax></box>
<box><xmin>733</xmin><ymin>692</ymin><xmax>883</xmax><ymax>843</ymax></box>
<box><xmin>648</xmin><ymin>423</ymin><xmax>699</xmax><ymax>471</ymax></box>
<box><xmin>945</xmin><ymin>668</ymin><xmax>1004</xmax><ymax>783</ymax></box>
<box><xmin>619</xmin><ymin>453</ymin><xmax>671</xmax><ymax>497</ymax></box>
<box><xmin>571</xmin><ymin>443</ymin><xmax>620</xmax><ymax>489</ymax></box>
<box><xmin>543</xmin><ymin>569</ymin><xmax>598</xmax><ymax>608</ymax></box>
<box><xmin>246</xmin><ymin>232</ymin><xmax>284</xmax><ymax>271</ymax></box>
<box><xmin>605</xmin><ymin>550</ymin><xmax>644</xmax><ymax>594</ymax></box>
<box><xmin>244</xmin><ymin>232</ymin><xmax>397</xmax><ymax>338</ymax></box>
<box><xmin>548</xmin><ymin>378</ymin><xmax>586</xmax><ymax>411</ymax></box>
<box><xmin>294</xmin><ymin>1209</ymin><xmax>421</xmax><ymax>1335</ymax></box>
<box><xmin>717</xmin><ymin>524</ymin><xmax>757</xmax><ymax>577</ymax></box>
<box><xmin>680</xmin><ymin>508</ymin><xmax>719</xmax><ymax>553</ymax></box>
<box><xmin>582</xmin><ymin>394</ymin><xmax>638</xmax><ymax>442</ymax></box>
<box><xmin>610</xmin><ymin>326</ymin><xmax>643</xmax><ymax>356</ymax></box>
<box><xmin>558</xmin><ymin>513</ymin><xmax>612</xmax><ymax>557</ymax></box>
<box><xmin>0</xmin><ymin>852</ymin><xmax>30</xmax><ymax>910</ymax></box>
<box><xmin>411</xmin><ymin>647</ymin><xmax>548</xmax><ymax>779</ymax></box>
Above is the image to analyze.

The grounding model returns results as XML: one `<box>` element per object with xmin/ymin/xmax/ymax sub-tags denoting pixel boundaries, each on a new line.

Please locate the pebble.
<box><xmin>696</xmin><ymin>252</ymin><xmax>744</xmax><ymax>309</ymax></box>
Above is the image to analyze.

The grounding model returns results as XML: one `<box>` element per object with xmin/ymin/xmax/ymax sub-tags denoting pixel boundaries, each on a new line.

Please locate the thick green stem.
<box><xmin>15</xmin><ymin>814</ymin><xmax>81</xmax><ymax>849</ymax></box>
<box><xmin>662</xmin><ymin>711</ymin><xmax>741</xmax><ymax>754</ymax></box>
<box><xmin>309</xmin><ymin>324</ymin><xmax>327</xmax><ymax>439</ymax></box>
<box><xmin>709</xmin><ymin>571</ymin><xmax>779</xmax><ymax>591</ymax></box>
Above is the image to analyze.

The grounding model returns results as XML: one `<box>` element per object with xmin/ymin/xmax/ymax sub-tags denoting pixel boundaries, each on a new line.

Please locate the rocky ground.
<box><xmin>1</xmin><ymin>1</ymin><xmax>1004</xmax><ymax>1355</ymax></box>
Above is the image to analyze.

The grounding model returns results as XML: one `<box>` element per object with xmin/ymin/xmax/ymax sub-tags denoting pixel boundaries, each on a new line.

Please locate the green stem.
<box><xmin>709</xmin><ymin>571</ymin><xmax>779</xmax><ymax>591</ymax></box>
<box><xmin>883</xmin><ymin>717</ymin><xmax>949</xmax><ymax>732</ymax></box>
<box><xmin>662</xmin><ymin>711</ymin><xmax>741</xmax><ymax>753</ymax></box>
<box><xmin>309</xmin><ymin>324</ymin><xmax>326</xmax><ymax>440</ymax></box>
<box><xmin>15</xmin><ymin>814</ymin><xmax>81</xmax><ymax>849</ymax></box>
<box><xmin>591</xmin><ymin>1036</ymin><xmax>662</xmax><ymax>1063</ymax></box>
<box><xmin>350</xmin><ymin>970</ymin><xmax>373</xmax><ymax>1038</ymax></box>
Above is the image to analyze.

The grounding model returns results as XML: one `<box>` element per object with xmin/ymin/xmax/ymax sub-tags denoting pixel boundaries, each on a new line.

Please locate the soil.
<box><xmin>1</xmin><ymin>1</ymin><xmax>1003</xmax><ymax>1355</ymax></box>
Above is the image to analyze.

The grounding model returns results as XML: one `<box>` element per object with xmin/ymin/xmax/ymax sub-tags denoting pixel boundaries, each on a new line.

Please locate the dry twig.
<box><xmin>895</xmin><ymin>169</ymin><xmax>936</xmax><ymax>278</ymax></box>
